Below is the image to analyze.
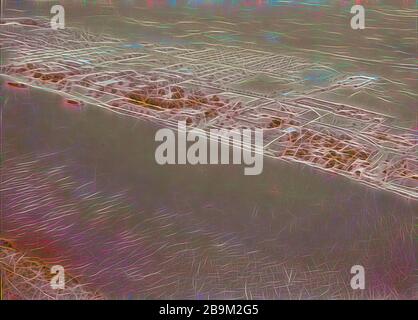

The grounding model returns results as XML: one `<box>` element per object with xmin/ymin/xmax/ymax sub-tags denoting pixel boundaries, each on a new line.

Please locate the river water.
<box><xmin>0</xmin><ymin>0</ymin><xmax>416</xmax><ymax>299</ymax></box>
